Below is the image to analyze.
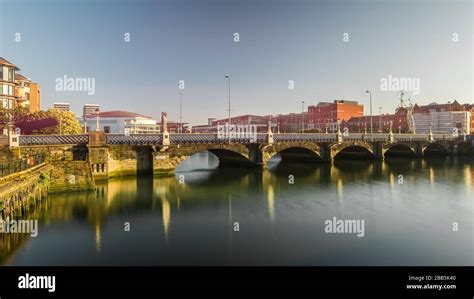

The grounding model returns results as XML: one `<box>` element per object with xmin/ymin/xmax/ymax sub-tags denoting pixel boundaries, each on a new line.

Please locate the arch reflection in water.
<box><xmin>1</xmin><ymin>152</ymin><xmax>473</xmax><ymax>266</ymax></box>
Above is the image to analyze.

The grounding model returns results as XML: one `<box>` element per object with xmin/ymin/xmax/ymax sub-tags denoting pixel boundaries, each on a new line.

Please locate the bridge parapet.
<box><xmin>107</xmin><ymin>134</ymin><xmax>163</xmax><ymax>145</ymax></box>
<box><xmin>14</xmin><ymin>132</ymin><xmax>461</xmax><ymax>147</ymax></box>
<box><xmin>19</xmin><ymin>134</ymin><xmax>89</xmax><ymax>146</ymax></box>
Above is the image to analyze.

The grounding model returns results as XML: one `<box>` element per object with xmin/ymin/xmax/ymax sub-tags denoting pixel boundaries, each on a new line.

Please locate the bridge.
<box><xmin>7</xmin><ymin>123</ymin><xmax>472</xmax><ymax>183</ymax></box>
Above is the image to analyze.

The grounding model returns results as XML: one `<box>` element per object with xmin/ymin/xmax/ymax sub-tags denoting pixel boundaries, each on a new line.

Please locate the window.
<box><xmin>8</xmin><ymin>69</ymin><xmax>14</xmax><ymax>82</ymax></box>
<box><xmin>0</xmin><ymin>67</ymin><xmax>3</xmax><ymax>80</ymax></box>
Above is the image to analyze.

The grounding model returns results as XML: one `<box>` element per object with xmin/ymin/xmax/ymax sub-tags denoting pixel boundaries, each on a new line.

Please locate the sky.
<box><xmin>0</xmin><ymin>0</ymin><xmax>472</xmax><ymax>125</ymax></box>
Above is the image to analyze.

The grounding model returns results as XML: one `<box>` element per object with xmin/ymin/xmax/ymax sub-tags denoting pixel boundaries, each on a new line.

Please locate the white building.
<box><xmin>53</xmin><ymin>102</ymin><xmax>70</xmax><ymax>111</ymax></box>
<box><xmin>83</xmin><ymin>104</ymin><xmax>99</xmax><ymax>117</ymax></box>
<box><xmin>80</xmin><ymin>110</ymin><xmax>159</xmax><ymax>134</ymax></box>
<box><xmin>413</xmin><ymin>111</ymin><xmax>471</xmax><ymax>134</ymax></box>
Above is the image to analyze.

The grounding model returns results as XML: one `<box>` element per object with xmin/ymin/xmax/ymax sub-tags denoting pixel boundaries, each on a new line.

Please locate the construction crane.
<box><xmin>396</xmin><ymin>90</ymin><xmax>415</xmax><ymax>133</ymax></box>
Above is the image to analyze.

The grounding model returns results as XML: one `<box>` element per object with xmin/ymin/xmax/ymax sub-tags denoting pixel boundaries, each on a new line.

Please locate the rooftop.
<box><xmin>0</xmin><ymin>57</ymin><xmax>20</xmax><ymax>70</ymax></box>
<box><xmin>15</xmin><ymin>73</ymin><xmax>30</xmax><ymax>81</ymax></box>
<box><xmin>90</xmin><ymin>110</ymin><xmax>152</xmax><ymax>119</ymax></box>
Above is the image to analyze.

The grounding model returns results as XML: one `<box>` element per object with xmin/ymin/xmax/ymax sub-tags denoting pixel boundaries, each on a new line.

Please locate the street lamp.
<box><xmin>366</xmin><ymin>90</ymin><xmax>373</xmax><ymax>137</ymax></box>
<box><xmin>379</xmin><ymin>106</ymin><xmax>382</xmax><ymax>133</ymax></box>
<box><xmin>225</xmin><ymin>74</ymin><xmax>231</xmax><ymax>143</ymax></box>
<box><xmin>179</xmin><ymin>92</ymin><xmax>183</xmax><ymax>133</ymax></box>
<box><xmin>301</xmin><ymin>100</ymin><xmax>305</xmax><ymax>133</ymax></box>
<box><xmin>95</xmin><ymin>108</ymin><xmax>100</xmax><ymax>131</ymax></box>
<box><xmin>83</xmin><ymin>115</ymin><xmax>87</xmax><ymax>133</ymax></box>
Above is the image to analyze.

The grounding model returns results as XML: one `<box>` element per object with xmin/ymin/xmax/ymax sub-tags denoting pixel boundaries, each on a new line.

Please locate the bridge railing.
<box><xmin>273</xmin><ymin>133</ymin><xmax>337</xmax><ymax>142</ymax></box>
<box><xmin>391</xmin><ymin>133</ymin><xmax>457</xmax><ymax>142</ymax></box>
<box><xmin>19</xmin><ymin>134</ymin><xmax>89</xmax><ymax>146</ymax></box>
<box><xmin>170</xmin><ymin>133</ymin><xmax>271</xmax><ymax>144</ymax></box>
<box><xmin>107</xmin><ymin>134</ymin><xmax>164</xmax><ymax>145</ymax></box>
<box><xmin>13</xmin><ymin>132</ymin><xmax>463</xmax><ymax>146</ymax></box>
<box><xmin>0</xmin><ymin>153</ymin><xmax>46</xmax><ymax>178</ymax></box>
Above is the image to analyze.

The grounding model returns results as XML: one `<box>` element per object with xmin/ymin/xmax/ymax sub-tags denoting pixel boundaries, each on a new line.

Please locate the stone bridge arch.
<box><xmin>331</xmin><ymin>141</ymin><xmax>374</xmax><ymax>160</ymax></box>
<box><xmin>422</xmin><ymin>142</ymin><xmax>452</xmax><ymax>156</ymax></box>
<box><xmin>382</xmin><ymin>142</ymin><xmax>417</xmax><ymax>157</ymax></box>
<box><xmin>261</xmin><ymin>142</ymin><xmax>322</xmax><ymax>164</ymax></box>
<box><xmin>153</xmin><ymin>144</ymin><xmax>259</xmax><ymax>174</ymax></box>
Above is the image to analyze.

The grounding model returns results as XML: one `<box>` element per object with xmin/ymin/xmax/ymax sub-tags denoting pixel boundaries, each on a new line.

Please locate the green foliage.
<box><xmin>0</xmin><ymin>106</ymin><xmax>30</xmax><ymax>124</ymax></box>
<box><xmin>31</xmin><ymin>108</ymin><xmax>83</xmax><ymax>135</ymax></box>
<box><xmin>39</xmin><ymin>171</ymin><xmax>50</xmax><ymax>186</ymax></box>
<box><xmin>0</xmin><ymin>107</ymin><xmax>83</xmax><ymax>135</ymax></box>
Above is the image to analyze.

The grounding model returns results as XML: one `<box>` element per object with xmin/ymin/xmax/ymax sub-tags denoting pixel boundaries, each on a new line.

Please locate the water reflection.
<box><xmin>1</xmin><ymin>152</ymin><xmax>473</xmax><ymax>266</ymax></box>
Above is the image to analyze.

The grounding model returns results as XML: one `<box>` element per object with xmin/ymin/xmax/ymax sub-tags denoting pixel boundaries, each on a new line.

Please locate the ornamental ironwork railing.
<box><xmin>12</xmin><ymin>132</ymin><xmax>462</xmax><ymax>146</ymax></box>
<box><xmin>107</xmin><ymin>134</ymin><xmax>163</xmax><ymax>145</ymax></box>
<box><xmin>0</xmin><ymin>153</ymin><xmax>46</xmax><ymax>178</ymax></box>
<box><xmin>19</xmin><ymin>134</ymin><xmax>89</xmax><ymax>146</ymax></box>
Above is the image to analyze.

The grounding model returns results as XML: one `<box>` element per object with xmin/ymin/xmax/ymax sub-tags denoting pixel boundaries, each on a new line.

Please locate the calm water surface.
<box><xmin>2</xmin><ymin>152</ymin><xmax>473</xmax><ymax>266</ymax></box>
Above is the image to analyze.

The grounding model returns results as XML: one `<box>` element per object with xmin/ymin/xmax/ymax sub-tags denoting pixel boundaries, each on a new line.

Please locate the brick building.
<box><xmin>347</xmin><ymin>107</ymin><xmax>410</xmax><ymax>133</ymax></box>
<box><xmin>307</xmin><ymin>100</ymin><xmax>363</xmax><ymax>132</ymax></box>
<box><xmin>192</xmin><ymin>100</ymin><xmax>365</xmax><ymax>134</ymax></box>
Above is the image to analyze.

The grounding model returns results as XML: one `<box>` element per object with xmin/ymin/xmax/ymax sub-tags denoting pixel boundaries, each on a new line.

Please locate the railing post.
<box><xmin>428</xmin><ymin>124</ymin><xmax>434</xmax><ymax>143</ymax></box>
<box><xmin>9</xmin><ymin>133</ymin><xmax>20</xmax><ymax>148</ymax></box>
<box><xmin>161</xmin><ymin>112</ymin><xmax>170</xmax><ymax>146</ymax></box>
<box><xmin>388</xmin><ymin>121</ymin><xmax>394</xmax><ymax>143</ymax></box>
<box><xmin>336</xmin><ymin>122</ymin><xmax>342</xmax><ymax>143</ymax></box>
<box><xmin>267</xmin><ymin>120</ymin><xmax>273</xmax><ymax>144</ymax></box>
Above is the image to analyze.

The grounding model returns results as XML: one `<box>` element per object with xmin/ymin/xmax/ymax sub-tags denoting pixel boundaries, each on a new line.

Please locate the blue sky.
<box><xmin>1</xmin><ymin>0</ymin><xmax>472</xmax><ymax>124</ymax></box>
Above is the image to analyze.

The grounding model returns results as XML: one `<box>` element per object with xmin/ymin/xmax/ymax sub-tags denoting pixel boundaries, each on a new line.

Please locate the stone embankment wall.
<box><xmin>11</xmin><ymin>145</ymin><xmax>95</xmax><ymax>193</ymax></box>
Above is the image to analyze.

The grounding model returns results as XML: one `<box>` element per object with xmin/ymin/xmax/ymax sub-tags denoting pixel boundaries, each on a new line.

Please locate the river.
<box><xmin>1</xmin><ymin>152</ymin><xmax>472</xmax><ymax>266</ymax></box>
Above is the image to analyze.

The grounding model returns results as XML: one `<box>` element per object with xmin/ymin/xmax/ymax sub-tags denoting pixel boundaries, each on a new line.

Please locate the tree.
<box><xmin>31</xmin><ymin>108</ymin><xmax>83</xmax><ymax>135</ymax></box>
<box><xmin>3</xmin><ymin>107</ymin><xmax>83</xmax><ymax>135</ymax></box>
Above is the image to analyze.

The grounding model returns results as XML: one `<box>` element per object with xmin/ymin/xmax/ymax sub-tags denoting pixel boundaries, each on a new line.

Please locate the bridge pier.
<box><xmin>372</xmin><ymin>142</ymin><xmax>384</xmax><ymax>160</ymax></box>
<box><xmin>153</xmin><ymin>150</ymin><xmax>187</xmax><ymax>176</ymax></box>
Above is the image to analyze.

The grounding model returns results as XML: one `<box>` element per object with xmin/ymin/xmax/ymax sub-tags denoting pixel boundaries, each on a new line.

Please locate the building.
<box><xmin>412</xmin><ymin>101</ymin><xmax>471</xmax><ymax>134</ymax></box>
<box><xmin>80</xmin><ymin>110</ymin><xmax>159</xmax><ymax>134</ymax></box>
<box><xmin>192</xmin><ymin>100</ymin><xmax>364</xmax><ymax>134</ymax></box>
<box><xmin>83</xmin><ymin>104</ymin><xmax>100</xmax><ymax>118</ymax></box>
<box><xmin>463</xmin><ymin>104</ymin><xmax>474</xmax><ymax>133</ymax></box>
<box><xmin>273</xmin><ymin>112</ymin><xmax>306</xmax><ymax>133</ymax></box>
<box><xmin>53</xmin><ymin>102</ymin><xmax>70</xmax><ymax>111</ymax></box>
<box><xmin>193</xmin><ymin>114</ymin><xmax>271</xmax><ymax>133</ymax></box>
<box><xmin>347</xmin><ymin>107</ymin><xmax>410</xmax><ymax>133</ymax></box>
<box><xmin>0</xmin><ymin>57</ymin><xmax>18</xmax><ymax>110</ymax></box>
<box><xmin>29</xmin><ymin>83</ymin><xmax>41</xmax><ymax>112</ymax></box>
<box><xmin>14</xmin><ymin>73</ymin><xmax>41</xmax><ymax>113</ymax></box>
<box><xmin>167</xmin><ymin>121</ymin><xmax>190</xmax><ymax>133</ymax></box>
<box><xmin>14</xmin><ymin>74</ymin><xmax>31</xmax><ymax>110</ymax></box>
<box><xmin>308</xmin><ymin>100</ymin><xmax>364</xmax><ymax>132</ymax></box>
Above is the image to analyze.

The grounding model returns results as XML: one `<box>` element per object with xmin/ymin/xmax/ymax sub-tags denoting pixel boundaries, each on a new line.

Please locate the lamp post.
<box><xmin>179</xmin><ymin>92</ymin><xmax>183</xmax><ymax>133</ymax></box>
<box><xmin>366</xmin><ymin>90</ymin><xmax>373</xmax><ymax>137</ymax></box>
<box><xmin>95</xmin><ymin>108</ymin><xmax>100</xmax><ymax>131</ymax></box>
<box><xmin>301</xmin><ymin>100</ymin><xmax>305</xmax><ymax>133</ymax></box>
<box><xmin>379</xmin><ymin>106</ymin><xmax>382</xmax><ymax>132</ymax></box>
<box><xmin>83</xmin><ymin>115</ymin><xmax>87</xmax><ymax>133</ymax></box>
<box><xmin>225</xmin><ymin>74</ymin><xmax>231</xmax><ymax>143</ymax></box>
